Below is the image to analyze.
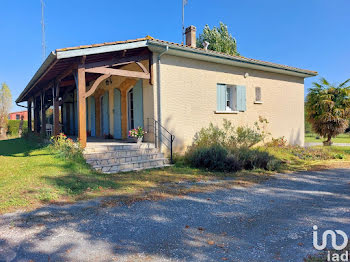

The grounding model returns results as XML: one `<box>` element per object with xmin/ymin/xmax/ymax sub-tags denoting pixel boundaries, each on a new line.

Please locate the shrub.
<box><xmin>186</xmin><ymin>144</ymin><xmax>280</xmax><ymax>172</ymax></box>
<box><xmin>190</xmin><ymin>118</ymin><xmax>269</xmax><ymax>151</ymax></box>
<box><xmin>232</xmin><ymin>148</ymin><xmax>279</xmax><ymax>170</ymax></box>
<box><xmin>223</xmin><ymin>154</ymin><xmax>242</xmax><ymax>172</ymax></box>
<box><xmin>50</xmin><ymin>133</ymin><xmax>83</xmax><ymax>160</ymax></box>
<box><xmin>266</xmin><ymin>159</ymin><xmax>282</xmax><ymax>171</ymax></box>
<box><xmin>191</xmin><ymin>123</ymin><xmax>226</xmax><ymax>148</ymax></box>
<box><xmin>265</xmin><ymin>137</ymin><xmax>288</xmax><ymax>147</ymax></box>
<box><xmin>7</xmin><ymin>120</ymin><xmax>28</xmax><ymax>136</ymax></box>
<box><xmin>186</xmin><ymin>145</ymin><xmax>228</xmax><ymax>171</ymax></box>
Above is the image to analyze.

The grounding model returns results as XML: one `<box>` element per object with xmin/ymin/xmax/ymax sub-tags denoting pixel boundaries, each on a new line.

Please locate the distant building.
<box><xmin>8</xmin><ymin>111</ymin><xmax>28</xmax><ymax>121</ymax></box>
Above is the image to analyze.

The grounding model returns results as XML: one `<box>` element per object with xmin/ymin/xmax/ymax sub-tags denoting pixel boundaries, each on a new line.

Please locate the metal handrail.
<box><xmin>146</xmin><ymin>118</ymin><xmax>175</xmax><ymax>163</ymax></box>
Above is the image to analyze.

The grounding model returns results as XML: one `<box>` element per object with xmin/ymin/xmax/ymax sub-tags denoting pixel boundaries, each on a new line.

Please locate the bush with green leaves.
<box><xmin>186</xmin><ymin>145</ymin><xmax>230</xmax><ymax>171</ymax></box>
<box><xmin>231</xmin><ymin>148</ymin><xmax>281</xmax><ymax>171</ymax></box>
<box><xmin>190</xmin><ymin>118</ymin><xmax>269</xmax><ymax>150</ymax></box>
<box><xmin>185</xmin><ymin>118</ymin><xmax>278</xmax><ymax>172</ymax></box>
<box><xmin>50</xmin><ymin>133</ymin><xmax>83</xmax><ymax>161</ymax></box>
<box><xmin>265</xmin><ymin>137</ymin><xmax>288</xmax><ymax>147</ymax></box>
<box><xmin>7</xmin><ymin>120</ymin><xmax>28</xmax><ymax>136</ymax></box>
<box><xmin>186</xmin><ymin>144</ymin><xmax>281</xmax><ymax>172</ymax></box>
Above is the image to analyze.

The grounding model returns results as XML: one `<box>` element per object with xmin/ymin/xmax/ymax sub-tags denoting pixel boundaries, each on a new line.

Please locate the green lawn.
<box><xmin>0</xmin><ymin>137</ymin><xmax>262</xmax><ymax>214</ymax></box>
<box><xmin>305</xmin><ymin>133</ymin><xmax>350</xmax><ymax>143</ymax></box>
<box><xmin>1</xmin><ymin>137</ymin><xmax>350</xmax><ymax>214</ymax></box>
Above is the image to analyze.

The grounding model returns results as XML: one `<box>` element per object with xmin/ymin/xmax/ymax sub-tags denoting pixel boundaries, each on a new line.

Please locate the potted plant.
<box><xmin>128</xmin><ymin>127</ymin><xmax>146</xmax><ymax>144</ymax></box>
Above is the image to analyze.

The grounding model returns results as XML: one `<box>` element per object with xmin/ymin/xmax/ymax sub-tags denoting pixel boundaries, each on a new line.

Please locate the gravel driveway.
<box><xmin>1</xmin><ymin>168</ymin><xmax>350</xmax><ymax>262</ymax></box>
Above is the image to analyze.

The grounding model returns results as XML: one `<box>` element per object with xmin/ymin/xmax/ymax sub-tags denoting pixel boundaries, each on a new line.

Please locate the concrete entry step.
<box><xmin>86</xmin><ymin>153</ymin><xmax>165</xmax><ymax>166</ymax></box>
<box><xmin>92</xmin><ymin>158</ymin><xmax>170</xmax><ymax>174</ymax></box>
<box><xmin>83</xmin><ymin>141</ymin><xmax>169</xmax><ymax>173</ymax></box>
<box><xmin>84</xmin><ymin>148</ymin><xmax>159</xmax><ymax>160</ymax></box>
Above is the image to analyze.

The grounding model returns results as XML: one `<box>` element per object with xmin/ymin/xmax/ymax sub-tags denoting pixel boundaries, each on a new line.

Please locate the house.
<box><xmin>8</xmin><ymin>111</ymin><xmax>28</xmax><ymax>121</ymax></box>
<box><xmin>16</xmin><ymin>26</ymin><xmax>317</xmax><ymax>171</ymax></box>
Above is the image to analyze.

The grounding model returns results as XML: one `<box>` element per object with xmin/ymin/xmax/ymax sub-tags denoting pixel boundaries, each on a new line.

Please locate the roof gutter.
<box><xmin>16</xmin><ymin>52</ymin><xmax>57</xmax><ymax>103</ymax></box>
<box><xmin>147</xmin><ymin>40</ymin><xmax>317</xmax><ymax>78</ymax></box>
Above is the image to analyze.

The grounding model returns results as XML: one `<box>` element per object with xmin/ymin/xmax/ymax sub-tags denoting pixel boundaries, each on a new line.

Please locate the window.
<box><xmin>217</xmin><ymin>84</ymin><xmax>246</xmax><ymax>113</ymax></box>
<box><xmin>16</xmin><ymin>114</ymin><xmax>20</xmax><ymax>120</ymax></box>
<box><xmin>255</xmin><ymin>87</ymin><xmax>262</xmax><ymax>103</ymax></box>
<box><xmin>226</xmin><ymin>86</ymin><xmax>237</xmax><ymax>111</ymax></box>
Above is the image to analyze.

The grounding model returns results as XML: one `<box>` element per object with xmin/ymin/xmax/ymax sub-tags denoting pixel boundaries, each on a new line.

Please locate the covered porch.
<box><xmin>17</xmin><ymin>42</ymin><xmax>156</xmax><ymax>148</ymax></box>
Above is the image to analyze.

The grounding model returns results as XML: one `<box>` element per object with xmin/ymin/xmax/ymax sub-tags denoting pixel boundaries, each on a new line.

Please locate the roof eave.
<box><xmin>16</xmin><ymin>51</ymin><xmax>57</xmax><ymax>103</ymax></box>
<box><xmin>147</xmin><ymin>40</ymin><xmax>317</xmax><ymax>78</ymax></box>
<box><xmin>16</xmin><ymin>40</ymin><xmax>149</xmax><ymax>103</ymax></box>
<box><xmin>56</xmin><ymin>40</ymin><xmax>148</xmax><ymax>59</ymax></box>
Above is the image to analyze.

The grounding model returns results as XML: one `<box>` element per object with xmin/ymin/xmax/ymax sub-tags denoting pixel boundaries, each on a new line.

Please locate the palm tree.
<box><xmin>306</xmin><ymin>77</ymin><xmax>350</xmax><ymax>145</ymax></box>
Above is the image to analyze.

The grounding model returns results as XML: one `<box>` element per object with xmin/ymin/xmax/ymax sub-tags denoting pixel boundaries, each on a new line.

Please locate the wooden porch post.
<box><xmin>34</xmin><ymin>96</ymin><xmax>40</xmax><ymax>134</ymax></box>
<box><xmin>27</xmin><ymin>99</ymin><xmax>32</xmax><ymax>132</ymax></box>
<box><xmin>40</xmin><ymin>92</ymin><xmax>46</xmax><ymax>136</ymax></box>
<box><xmin>77</xmin><ymin>65</ymin><xmax>87</xmax><ymax>148</ymax></box>
<box><xmin>53</xmin><ymin>83</ymin><xmax>60</xmax><ymax>136</ymax></box>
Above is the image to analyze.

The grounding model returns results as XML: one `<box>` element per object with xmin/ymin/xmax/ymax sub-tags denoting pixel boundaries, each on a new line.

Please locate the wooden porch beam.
<box><xmin>84</xmin><ymin>54</ymin><xmax>149</xmax><ymax>70</ymax></box>
<box><xmin>85</xmin><ymin>74</ymin><xmax>111</xmax><ymax>98</ymax></box>
<box><xmin>57</xmin><ymin>63</ymin><xmax>78</xmax><ymax>82</ymax></box>
<box><xmin>136</xmin><ymin>62</ymin><xmax>148</xmax><ymax>73</ymax></box>
<box><xmin>85</xmin><ymin>67</ymin><xmax>150</xmax><ymax>79</ymax></box>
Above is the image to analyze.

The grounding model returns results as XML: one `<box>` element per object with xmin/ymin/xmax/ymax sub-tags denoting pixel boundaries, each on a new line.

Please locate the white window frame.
<box><xmin>226</xmin><ymin>86</ymin><xmax>237</xmax><ymax>111</ymax></box>
<box><xmin>254</xmin><ymin>87</ymin><xmax>263</xmax><ymax>104</ymax></box>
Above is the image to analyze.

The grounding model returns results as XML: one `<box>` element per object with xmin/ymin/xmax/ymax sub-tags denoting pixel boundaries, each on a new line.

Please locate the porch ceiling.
<box><xmin>17</xmin><ymin>47</ymin><xmax>150</xmax><ymax>103</ymax></box>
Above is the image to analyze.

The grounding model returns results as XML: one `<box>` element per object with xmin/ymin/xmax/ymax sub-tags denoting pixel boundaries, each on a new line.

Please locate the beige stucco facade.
<box><xmin>18</xmin><ymin>36</ymin><xmax>314</xmax><ymax>152</ymax></box>
<box><xmin>153</xmin><ymin>54</ymin><xmax>305</xmax><ymax>152</ymax></box>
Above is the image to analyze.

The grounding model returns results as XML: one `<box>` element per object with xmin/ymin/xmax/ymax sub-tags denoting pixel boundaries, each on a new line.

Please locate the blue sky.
<box><xmin>1</xmin><ymin>0</ymin><xmax>349</xmax><ymax>112</ymax></box>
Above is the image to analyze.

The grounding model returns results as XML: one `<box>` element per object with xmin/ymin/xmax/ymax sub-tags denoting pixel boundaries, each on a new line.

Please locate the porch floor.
<box><xmin>69</xmin><ymin>136</ymin><xmax>155</xmax><ymax>148</ymax></box>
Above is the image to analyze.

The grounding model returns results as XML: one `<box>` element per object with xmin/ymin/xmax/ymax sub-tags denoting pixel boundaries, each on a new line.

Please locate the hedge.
<box><xmin>7</xmin><ymin>120</ymin><xmax>28</xmax><ymax>136</ymax></box>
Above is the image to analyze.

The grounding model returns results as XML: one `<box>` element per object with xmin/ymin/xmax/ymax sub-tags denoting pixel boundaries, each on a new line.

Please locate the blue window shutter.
<box><xmin>102</xmin><ymin>91</ymin><xmax>109</xmax><ymax>135</ymax></box>
<box><xmin>113</xmin><ymin>88</ymin><xmax>122</xmax><ymax>139</ymax></box>
<box><xmin>237</xmin><ymin>85</ymin><xmax>247</xmax><ymax>111</ymax></box>
<box><xmin>133</xmin><ymin>80</ymin><xmax>144</xmax><ymax>128</ymax></box>
<box><xmin>90</xmin><ymin>96</ymin><xmax>96</xmax><ymax>137</ymax></box>
<box><xmin>86</xmin><ymin>97</ymin><xmax>89</xmax><ymax>131</ymax></box>
<box><xmin>216</xmin><ymin>84</ymin><xmax>226</xmax><ymax>111</ymax></box>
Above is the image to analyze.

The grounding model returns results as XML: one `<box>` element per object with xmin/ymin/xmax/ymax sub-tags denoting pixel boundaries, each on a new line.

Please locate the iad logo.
<box><xmin>313</xmin><ymin>225</ymin><xmax>349</xmax><ymax>262</ymax></box>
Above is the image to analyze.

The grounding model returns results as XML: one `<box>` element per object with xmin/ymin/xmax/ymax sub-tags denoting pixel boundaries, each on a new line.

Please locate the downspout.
<box><xmin>156</xmin><ymin>45</ymin><xmax>168</xmax><ymax>150</ymax></box>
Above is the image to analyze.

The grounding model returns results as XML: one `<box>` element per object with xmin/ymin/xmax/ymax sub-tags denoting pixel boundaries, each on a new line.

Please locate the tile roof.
<box><xmin>54</xmin><ymin>36</ymin><xmax>317</xmax><ymax>76</ymax></box>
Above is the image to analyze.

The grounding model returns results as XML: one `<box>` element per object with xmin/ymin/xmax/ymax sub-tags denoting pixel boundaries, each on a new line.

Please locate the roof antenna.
<box><xmin>182</xmin><ymin>0</ymin><xmax>188</xmax><ymax>44</ymax></box>
<box><xmin>41</xmin><ymin>0</ymin><xmax>46</xmax><ymax>61</ymax></box>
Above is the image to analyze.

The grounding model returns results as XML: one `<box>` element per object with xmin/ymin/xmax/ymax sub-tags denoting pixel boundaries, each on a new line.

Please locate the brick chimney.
<box><xmin>185</xmin><ymin>25</ymin><xmax>196</xmax><ymax>47</ymax></box>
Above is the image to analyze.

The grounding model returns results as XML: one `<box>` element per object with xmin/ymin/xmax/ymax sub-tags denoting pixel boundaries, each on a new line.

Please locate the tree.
<box><xmin>197</xmin><ymin>22</ymin><xmax>239</xmax><ymax>56</ymax></box>
<box><xmin>304</xmin><ymin>103</ymin><xmax>312</xmax><ymax>134</ymax></box>
<box><xmin>0</xmin><ymin>83</ymin><xmax>12</xmax><ymax>137</ymax></box>
<box><xmin>305</xmin><ymin>77</ymin><xmax>350</xmax><ymax>145</ymax></box>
